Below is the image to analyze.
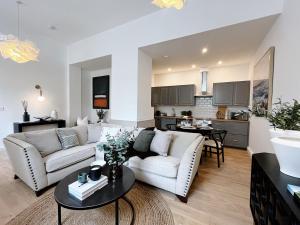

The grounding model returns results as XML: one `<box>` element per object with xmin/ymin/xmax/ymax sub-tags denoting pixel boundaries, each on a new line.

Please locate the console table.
<box><xmin>251</xmin><ymin>153</ymin><xmax>300</xmax><ymax>225</ymax></box>
<box><xmin>13</xmin><ymin>119</ymin><xmax>66</xmax><ymax>133</ymax></box>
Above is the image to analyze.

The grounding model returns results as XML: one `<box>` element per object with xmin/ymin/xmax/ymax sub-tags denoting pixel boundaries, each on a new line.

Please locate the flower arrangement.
<box><xmin>96</xmin><ymin>109</ymin><xmax>106</xmax><ymax>123</ymax></box>
<box><xmin>268</xmin><ymin>98</ymin><xmax>300</xmax><ymax>131</ymax></box>
<box><xmin>21</xmin><ymin>100</ymin><xmax>28</xmax><ymax>112</ymax></box>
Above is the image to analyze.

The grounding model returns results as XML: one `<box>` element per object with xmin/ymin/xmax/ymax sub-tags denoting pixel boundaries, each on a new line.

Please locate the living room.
<box><xmin>1</xmin><ymin>0</ymin><xmax>300</xmax><ymax>225</ymax></box>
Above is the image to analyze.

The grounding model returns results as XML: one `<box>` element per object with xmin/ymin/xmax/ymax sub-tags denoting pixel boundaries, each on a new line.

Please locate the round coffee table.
<box><xmin>54</xmin><ymin>165</ymin><xmax>135</xmax><ymax>225</ymax></box>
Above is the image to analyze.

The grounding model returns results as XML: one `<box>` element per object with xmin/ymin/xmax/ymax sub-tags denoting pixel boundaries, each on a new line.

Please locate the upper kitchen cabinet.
<box><xmin>151</xmin><ymin>84</ymin><xmax>195</xmax><ymax>106</ymax></box>
<box><xmin>177</xmin><ymin>85</ymin><xmax>195</xmax><ymax>106</ymax></box>
<box><xmin>151</xmin><ymin>87</ymin><xmax>161</xmax><ymax>106</ymax></box>
<box><xmin>233</xmin><ymin>81</ymin><xmax>250</xmax><ymax>106</ymax></box>
<box><xmin>213</xmin><ymin>82</ymin><xmax>234</xmax><ymax>105</ymax></box>
<box><xmin>213</xmin><ymin>81</ymin><xmax>250</xmax><ymax>106</ymax></box>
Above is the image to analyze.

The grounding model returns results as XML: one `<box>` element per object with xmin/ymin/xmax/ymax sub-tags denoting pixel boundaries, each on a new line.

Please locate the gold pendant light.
<box><xmin>152</xmin><ymin>0</ymin><xmax>186</xmax><ymax>10</ymax></box>
<box><xmin>0</xmin><ymin>1</ymin><xmax>39</xmax><ymax>63</ymax></box>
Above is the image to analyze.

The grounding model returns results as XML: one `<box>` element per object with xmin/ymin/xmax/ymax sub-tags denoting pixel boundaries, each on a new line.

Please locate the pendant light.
<box><xmin>0</xmin><ymin>1</ymin><xmax>39</xmax><ymax>63</ymax></box>
<box><xmin>152</xmin><ymin>0</ymin><xmax>186</xmax><ymax>10</ymax></box>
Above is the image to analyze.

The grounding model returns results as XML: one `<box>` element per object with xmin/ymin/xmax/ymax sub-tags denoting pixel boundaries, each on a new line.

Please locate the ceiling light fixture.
<box><xmin>168</xmin><ymin>68</ymin><xmax>172</xmax><ymax>72</ymax></box>
<box><xmin>192</xmin><ymin>64</ymin><xmax>196</xmax><ymax>69</ymax></box>
<box><xmin>202</xmin><ymin>48</ymin><xmax>208</xmax><ymax>54</ymax></box>
<box><xmin>152</xmin><ymin>0</ymin><xmax>186</xmax><ymax>10</ymax></box>
<box><xmin>218</xmin><ymin>60</ymin><xmax>223</xmax><ymax>65</ymax></box>
<box><xmin>163</xmin><ymin>55</ymin><xmax>169</xmax><ymax>58</ymax></box>
<box><xmin>0</xmin><ymin>1</ymin><xmax>39</xmax><ymax>63</ymax></box>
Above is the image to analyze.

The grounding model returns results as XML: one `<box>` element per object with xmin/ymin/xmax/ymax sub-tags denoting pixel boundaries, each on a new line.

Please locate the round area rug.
<box><xmin>6</xmin><ymin>184</ymin><xmax>174</xmax><ymax>225</ymax></box>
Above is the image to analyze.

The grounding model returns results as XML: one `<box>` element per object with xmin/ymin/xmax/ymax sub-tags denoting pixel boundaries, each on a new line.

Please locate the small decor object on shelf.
<box><xmin>97</xmin><ymin>130</ymin><xmax>135</xmax><ymax>182</ymax></box>
<box><xmin>21</xmin><ymin>100</ymin><xmax>30</xmax><ymax>122</ymax></box>
<box><xmin>50</xmin><ymin>110</ymin><xmax>58</xmax><ymax>120</ymax></box>
<box><xmin>96</xmin><ymin>109</ymin><xmax>106</xmax><ymax>123</ymax></box>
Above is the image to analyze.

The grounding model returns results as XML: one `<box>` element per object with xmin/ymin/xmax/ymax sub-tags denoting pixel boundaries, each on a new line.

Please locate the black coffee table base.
<box><xmin>57</xmin><ymin>196</ymin><xmax>135</xmax><ymax>225</ymax></box>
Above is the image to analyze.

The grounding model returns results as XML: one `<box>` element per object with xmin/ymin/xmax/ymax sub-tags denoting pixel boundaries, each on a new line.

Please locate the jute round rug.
<box><xmin>6</xmin><ymin>184</ymin><xmax>174</xmax><ymax>225</ymax></box>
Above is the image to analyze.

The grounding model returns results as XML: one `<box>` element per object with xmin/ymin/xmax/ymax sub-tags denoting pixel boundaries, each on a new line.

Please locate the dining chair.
<box><xmin>203</xmin><ymin>130</ymin><xmax>227</xmax><ymax>168</ymax></box>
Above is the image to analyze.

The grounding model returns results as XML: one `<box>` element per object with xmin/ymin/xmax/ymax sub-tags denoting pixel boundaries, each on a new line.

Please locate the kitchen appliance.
<box><xmin>201</xmin><ymin>71</ymin><xmax>208</xmax><ymax>95</ymax></box>
<box><xmin>230</xmin><ymin>111</ymin><xmax>249</xmax><ymax>121</ymax></box>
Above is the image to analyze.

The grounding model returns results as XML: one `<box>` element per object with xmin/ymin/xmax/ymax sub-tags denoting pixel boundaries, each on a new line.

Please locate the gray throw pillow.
<box><xmin>24</xmin><ymin>129</ymin><xmax>62</xmax><ymax>157</ymax></box>
<box><xmin>56</xmin><ymin>128</ymin><xmax>80</xmax><ymax>150</ymax></box>
<box><xmin>133</xmin><ymin>130</ymin><xmax>155</xmax><ymax>153</ymax></box>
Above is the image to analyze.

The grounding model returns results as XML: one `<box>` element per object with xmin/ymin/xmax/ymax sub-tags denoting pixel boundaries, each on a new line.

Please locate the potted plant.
<box><xmin>96</xmin><ymin>130</ymin><xmax>135</xmax><ymax>182</ymax></box>
<box><xmin>21</xmin><ymin>100</ymin><xmax>30</xmax><ymax>122</ymax></box>
<box><xmin>268</xmin><ymin>99</ymin><xmax>300</xmax><ymax>178</ymax></box>
<box><xmin>96</xmin><ymin>109</ymin><xmax>106</xmax><ymax>123</ymax></box>
<box><xmin>268</xmin><ymin>99</ymin><xmax>300</xmax><ymax>138</ymax></box>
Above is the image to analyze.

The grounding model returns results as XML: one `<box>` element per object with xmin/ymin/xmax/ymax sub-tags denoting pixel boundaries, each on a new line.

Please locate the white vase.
<box><xmin>269</xmin><ymin>128</ymin><xmax>300</xmax><ymax>138</ymax></box>
<box><xmin>271</xmin><ymin>137</ymin><xmax>300</xmax><ymax>178</ymax></box>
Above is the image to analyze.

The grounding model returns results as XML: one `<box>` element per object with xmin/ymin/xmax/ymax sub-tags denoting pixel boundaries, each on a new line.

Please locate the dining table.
<box><xmin>175</xmin><ymin>125</ymin><xmax>215</xmax><ymax>137</ymax></box>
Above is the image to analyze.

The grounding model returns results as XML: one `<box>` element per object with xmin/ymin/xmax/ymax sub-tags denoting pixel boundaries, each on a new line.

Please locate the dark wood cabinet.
<box><xmin>14</xmin><ymin>120</ymin><xmax>66</xmax><ymax>133</ymax></box>
<box><xmin>213</xmin><ymin>81</ymin><xmax>250</xmax><ymax>106</ymax></box>
<box><xmin>212</xmin><ymin>120</ymin><xmax>249</xmax><ymax>149</ymax></box>
<box><xmin>251</xmin><ymin>153</ymin><xmax>300</xmax><ymax>225</ymax></box>
<box><xmin>151</xmin><ymin>85</ymin><xmax>195</xmax><ymax>106</ymax></box>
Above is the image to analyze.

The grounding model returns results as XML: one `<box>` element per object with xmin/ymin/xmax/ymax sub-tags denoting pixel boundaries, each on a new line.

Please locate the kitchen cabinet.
<box><xmin>151</xmin><ymin>87</ymin><xmax>161</xmax><ymax>106</ymax></box>
<box><xmin>151</xmin><ymin>85</ymin><xmax>195</xmax><ymax>106</ymax></box>
<box><xmin>213</xmin><ymin>81</ymin><xmax>250</xmax><ymax>106</ymax></box>
<box><xmin>212</xmin><ymin>120</ymin><xmax>249</xmax><ymax>149</ymax></box>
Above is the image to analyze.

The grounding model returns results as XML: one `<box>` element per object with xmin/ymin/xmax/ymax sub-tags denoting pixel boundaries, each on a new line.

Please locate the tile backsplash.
<box><xmin>155</xmin><ymin>97</ymin><xmax>247</xmax><ymax>119</ymax></box>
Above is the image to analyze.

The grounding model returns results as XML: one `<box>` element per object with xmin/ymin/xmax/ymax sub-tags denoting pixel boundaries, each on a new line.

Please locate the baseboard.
<box><xmin>247</xmin><ymin>146</ymin><xmax>254</xmax><ymax>156</ymax></box>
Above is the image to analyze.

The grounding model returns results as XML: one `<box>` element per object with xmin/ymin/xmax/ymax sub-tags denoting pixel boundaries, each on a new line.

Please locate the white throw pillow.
<box><xmin>99</xmin><ymin>127</ymin><xmax>122</xmax><ymax>143</ymax></box>
<box><xmin>150</xmin><ymin>130</ymin><xmax>173</xmax><ymax>157</ymax></box>
<box><xmin>77</xmin><ymin>116</ymin><xmax>88</xmax><ymax>126</ymax></box>
<box><xmin>87</xmin><ymin>124</ymin><xmax>102</xmax><ymax>143</ymax></box>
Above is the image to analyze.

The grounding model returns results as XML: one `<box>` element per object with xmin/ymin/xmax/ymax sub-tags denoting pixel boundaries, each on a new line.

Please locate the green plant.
<box><xmin>268</xmin><ymin>99</ymin><xmax>300</xmax><ymax>131</ymax></box>
<box><xmin>96</xmin><ymin>109</ymin><xmax>106</xmax><ymax>122</ymax></box>
<box><xmin>96</xmin><ymin>130</ymin><xmax>135</xmax><ymax>166</ymax></box>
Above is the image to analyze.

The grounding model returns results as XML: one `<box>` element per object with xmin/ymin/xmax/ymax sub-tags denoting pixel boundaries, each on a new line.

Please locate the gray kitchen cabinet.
<box><xmin>177</xmin><ymin>85</ymin><xmax>195</xmax><ymax>106</ymax></box>
<box><xmin>213</xmin><ymin>82</ymin><xmax>234</xmax><ymax>105</ymax></box>
<box><xmin>168</xmin><ymin>86</ymin><xmax>178</xmax><ymax>105</ymax></box>
<box><xmin>160</xmin><ymin>87</ymin><xmax>169</xmax><ymax>105</ymax></box>
<box><xmin>151</xmin><ymin>87</ymin><xmax>161</xmax><ymax>106</ymax></box>
<box><xmin>233</xmin><ymin>81</ymin><xmax>250</xmax><ymax>106</ymax></box>
<box><xmin>212</xmin><ymin>120</ymin><xmax>249</xmax><ymax>149</ymax></box>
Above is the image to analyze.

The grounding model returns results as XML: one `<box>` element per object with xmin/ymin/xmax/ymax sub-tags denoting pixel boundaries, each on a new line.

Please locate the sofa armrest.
<box><xmin>175</xmin><ymin>136</ymin><xmax>204</xmax><ymax>197</ymax></box>
<box><xmin>3</xmin><ymin>137</ymin><xmax>48</xmax><ymax>191</ymax></box>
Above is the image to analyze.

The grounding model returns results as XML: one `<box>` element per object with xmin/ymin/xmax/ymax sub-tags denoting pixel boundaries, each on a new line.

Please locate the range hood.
<box><xmin>201</xmin><ymin>71</ymin><xmax>208</xmax><ymax>95</ymax></box>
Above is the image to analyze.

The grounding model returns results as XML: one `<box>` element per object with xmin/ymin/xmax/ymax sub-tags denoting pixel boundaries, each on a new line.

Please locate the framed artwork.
<box><xmin>93</xmin><ymin>75</ymin><xmax>110</xmax><ymax>109</ymax></box>
<box><xmin>252</xmin><ymin>47</ymin><xmax>275</xmax><ymax>116</ymax></box>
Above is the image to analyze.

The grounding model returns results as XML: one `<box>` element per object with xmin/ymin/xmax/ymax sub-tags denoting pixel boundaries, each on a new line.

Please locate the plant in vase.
<box><xmin>21</xmin><ymin>100</ymin><xmax>30</xmax><ymax>122</ymax></box>
<box><xmin>96</xmin><ymin>109</ymin><xmax>106</xmax><ymax>123</ymax></box>
<box><xmin>268</xmin><ymin>98</ymin><xmax>300</xmax><ymax>178</ymax></box>
<box><xmin>96</xmin><ymin>130</ymin><xmax>135</xmax><ymax>182</ymax></box>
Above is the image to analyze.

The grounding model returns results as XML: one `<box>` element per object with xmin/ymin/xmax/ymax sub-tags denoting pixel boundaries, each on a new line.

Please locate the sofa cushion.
<box><xmin>133</xmin><ymin>130</ymin><xmax>155</xmax><ymax>152</ymax></box>
<box><xmin>73</xmin><ymin>125</ymin><xmax>88</xmax><ymax>145</ymax></box>
<box><xmin>128</xmin><ymin>156</ymin><xmax>180</xmax><ymax>178</ymax></box>
<box><xmin>24</xmin><ymin>129</ymin><xmax>62</xmax><ymax>157</ymax></box>
<box><xmin>44</xmin><ymin>144</ymin><xmax>96</xmax><ymax>173</ymax></box>
<box><xmin>56</xmin><ymin>128</ymin><xmax>80</xmax><ymax>149</ymax></box>
<box><xmin>150</xmin><ymin>130</ymin><xmax>173</xmax><ymax>156</ymax></box>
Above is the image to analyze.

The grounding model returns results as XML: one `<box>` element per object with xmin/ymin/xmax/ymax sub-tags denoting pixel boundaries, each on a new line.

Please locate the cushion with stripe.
<box><xmin>56</xmin><ymin>128</ymin><xmax>80</xmax><ymax>150</ymax></box>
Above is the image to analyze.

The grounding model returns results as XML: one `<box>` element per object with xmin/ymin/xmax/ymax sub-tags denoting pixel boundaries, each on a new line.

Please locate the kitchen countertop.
<box><xmin>154</xmin><ymin>116</ymin><xmax>249</xmax><ymax>123</ymax></box>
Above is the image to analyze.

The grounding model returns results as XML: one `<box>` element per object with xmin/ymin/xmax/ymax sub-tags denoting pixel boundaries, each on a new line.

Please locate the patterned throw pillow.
<box><xmin>56</xmin><ymin>128</ymin><xmax>80</xmax><ymax>149</ymax></box>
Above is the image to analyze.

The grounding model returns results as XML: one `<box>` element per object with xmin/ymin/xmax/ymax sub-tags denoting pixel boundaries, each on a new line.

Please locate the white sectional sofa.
<box><xmin>3</xmin><ymin>124</ymin><xmax>204</xmax><ymax>202</ymax></box>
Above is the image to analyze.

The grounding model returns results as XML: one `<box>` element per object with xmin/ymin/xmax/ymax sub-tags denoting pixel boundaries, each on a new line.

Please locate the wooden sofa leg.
<box><xmin>176</xmin><ymin>195</ymin><xmax>188</xmax><ymax>203</ymax></box>
<box><xmin>14</xmin><ymin>174</ymin><xmax>19</xmax><ymax>180</ymax></box>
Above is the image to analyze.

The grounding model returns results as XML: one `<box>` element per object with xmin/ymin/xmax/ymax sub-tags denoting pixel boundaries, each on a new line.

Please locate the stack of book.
<box><xmin>68</xmin><ymin>175</ymin><xmax>108</xmax><ymax>201</ymax></box>
<box><xmin>287</xmin><ymin>184</ymin><xmax>300</xmax><ymax>205</ymax></box>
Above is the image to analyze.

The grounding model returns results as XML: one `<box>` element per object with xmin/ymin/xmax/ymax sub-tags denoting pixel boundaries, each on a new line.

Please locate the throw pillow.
<box><xmin>24</xmin><ymin>129</ymin><xmax>62</xmax><ymax>157</ymax></box>
<box><xmin>87</xmin><ymin>124</ymin><xmax>103</xmax><ymax>143</ymax></box>
<box><xmin>72</xmin><ymin>125</ymin><xmax>88</xmax><ymax>145</ymax></box>
<box><xmin>99</xmin><ymin>127</ymin><xmax>122</xmax><ymax>143</ymax></box>
<box><xmin>133</xmin><ymin>130</ymin><xmax>155</xmax><ymax>152</ymax></box>
<box><xmin>150</xmin><ymin>130</ymin><xmax>173</xmax><ymax>156</ymax></box>
<box><xmin>56</xmin><ymin>128</ymin><xmax>80</xmax><ymax>149</ymax></box>
<box><xmin>77</xmin><ymin>116</ymin><xmax>88</xmax><ymax>126</ymax></box>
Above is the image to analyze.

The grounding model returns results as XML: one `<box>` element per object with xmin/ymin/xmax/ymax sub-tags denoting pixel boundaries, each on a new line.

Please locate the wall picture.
<box><xmin>93</xmin><ymin>75</ymin><xmax>110</xmax><ymax>109</ymax></box>
<box><xmin>252</xmin><ymin>47</ymin><xmax>275</xmax><ymax>116</ymax></box>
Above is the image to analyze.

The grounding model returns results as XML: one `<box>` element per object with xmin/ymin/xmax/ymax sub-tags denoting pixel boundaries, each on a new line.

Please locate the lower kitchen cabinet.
<box><xmin>212</xmin><ymin>120</ymin><xmax>249</xmax><ymax>149</ymax></box>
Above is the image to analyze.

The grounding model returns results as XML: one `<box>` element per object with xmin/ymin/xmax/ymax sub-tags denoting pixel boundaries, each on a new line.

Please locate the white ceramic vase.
<box><xmin>271</xmin><ymin>137</ymin><xmax>300</xmax><ymax>178</ymax></box>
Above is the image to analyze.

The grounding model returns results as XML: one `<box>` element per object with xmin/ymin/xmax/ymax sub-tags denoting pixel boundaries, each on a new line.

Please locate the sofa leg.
<box><xmin>176</xmin><ymin>195</ymin><xmax>188</xmax><ymax>203</ymax></box>
<box><xmin>14</xmin><ymin>174</ymin><xmax>19</xmax><ymax>180</ymax></box>
<box><xmin>35</xmin><ymin>190</ymin><xmax>43</xmax><ymax>197</ymax></box>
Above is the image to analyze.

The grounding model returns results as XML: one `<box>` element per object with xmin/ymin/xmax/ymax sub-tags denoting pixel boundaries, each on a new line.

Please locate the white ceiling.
<box><xmin>142</xmin><ymin>15</ymin><xmax>278</xmax><ymax>75</ymax></box>
<box><xmin>0</xmin><ymin>0</ymin><xmax>159</xmax><ymax>45</ymax></box>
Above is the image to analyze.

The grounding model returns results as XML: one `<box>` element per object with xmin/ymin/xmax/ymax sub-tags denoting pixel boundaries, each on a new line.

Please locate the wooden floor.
<box><xmin>0</xmin><ymin>148</ymin><xmax>253</xmax><ymax>225</ymax></box>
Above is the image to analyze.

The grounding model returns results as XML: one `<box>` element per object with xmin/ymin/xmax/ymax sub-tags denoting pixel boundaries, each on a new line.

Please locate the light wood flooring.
<box><xmin>0</xmin><ymin>148</ymin><xmax>253</xmax><ymax>225</ymax></box>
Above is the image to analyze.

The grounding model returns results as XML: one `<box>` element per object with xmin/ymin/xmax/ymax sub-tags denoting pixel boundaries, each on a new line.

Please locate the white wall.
<box><xmin>153</xmin><ymin>64</ymin><xmax>250</xmax><ymax>95</ymax></box>
<box><xmin>249</xmin><ymin>0</ymin><xmax>300</xmax><ymax>154</ymax></box>
<box><xmin>67</xmin><ymin>0</ymin><xmax>283</xmax><ymax>124</ymax></box>
<box><xmin>81</xmin><ymin>68</ymin><xmax>111</xmax><ymax>123</ymax></box>
<box><xmin>0</xmin><ymin>36</ymin><xmax>67</xmax><ymax>147</ymax></box>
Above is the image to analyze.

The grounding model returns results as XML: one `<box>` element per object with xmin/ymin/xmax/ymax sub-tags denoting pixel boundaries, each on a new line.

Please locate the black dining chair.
<box><xmin>203</xmin><ymin>130</ymin><xmax>227</xmax><ymax>168</ymax></box>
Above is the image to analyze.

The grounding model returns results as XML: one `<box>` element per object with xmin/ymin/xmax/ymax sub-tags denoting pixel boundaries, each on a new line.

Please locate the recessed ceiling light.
<box><xmin>218</xmin><ymin>60</ymin><xmax>223</xmax><ymax>65</ymax></box>
<box><xmin>163</xmin><ymin>55</ymin><xmax>169</xmax><ymax>58</ymax></box>
<box><xmin>202</xmin><ymin>48</ymin><xmax>208</xmax><ymax>54</ymax></box>
<box><xmin>192</xmin><ymin>64</ymin><xmax>196</xmax><ymax>69</ymax></box>
<box><xmin>168</xmin><ymin>68</ymin><xmax>172</xmax><ymax>72</ymax></box>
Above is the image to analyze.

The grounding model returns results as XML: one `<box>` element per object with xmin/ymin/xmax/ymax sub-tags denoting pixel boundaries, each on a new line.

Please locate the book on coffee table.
<box><xmin>287</xmin><ymin>184</ymin><xmax>300</xmax><ymax>205</ymax></box>
<box><xmin>68</xmin><ymin>175</ymin><xmax>108</xmax><ymax>201</ymax></box>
